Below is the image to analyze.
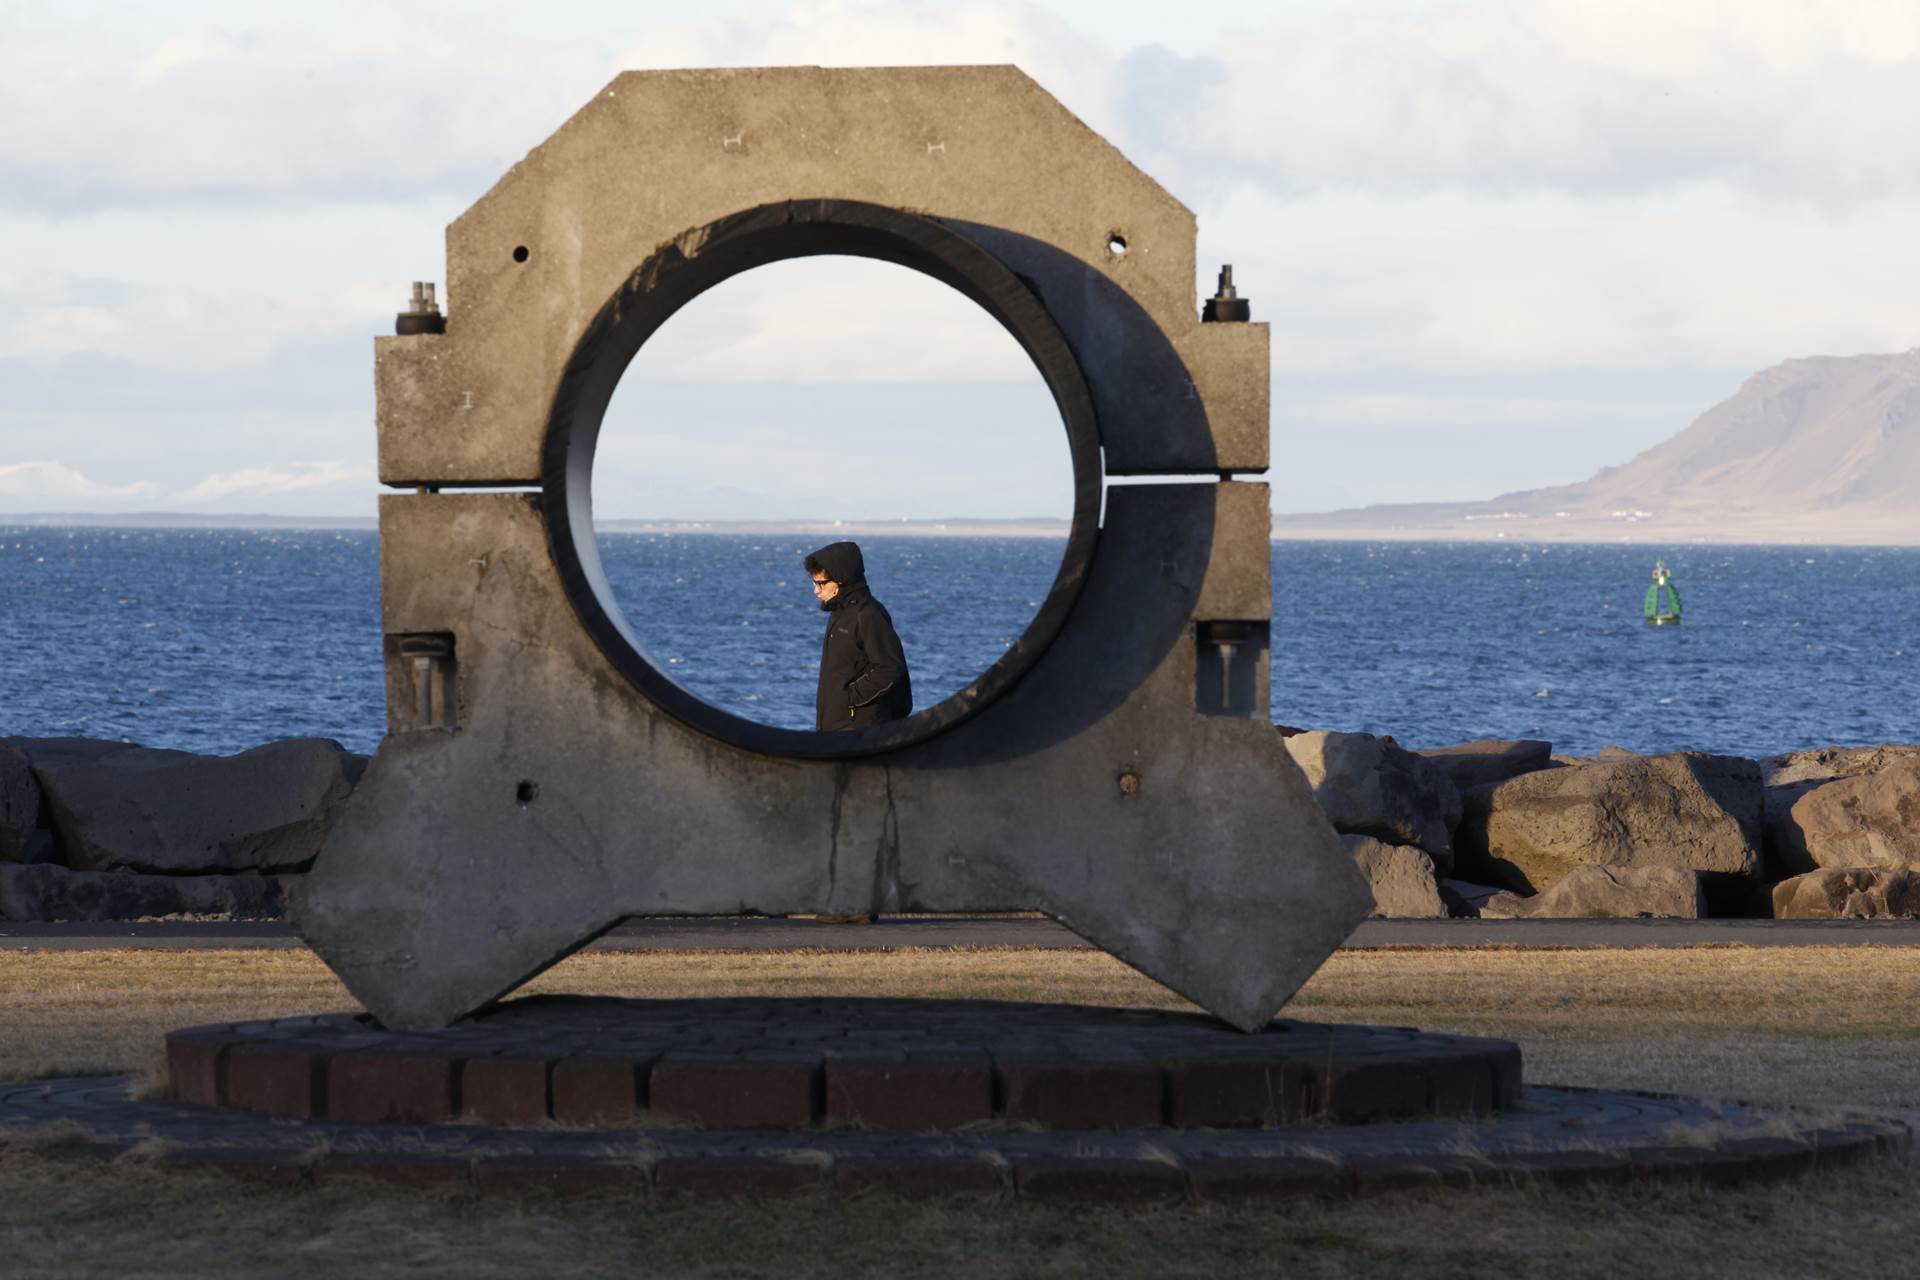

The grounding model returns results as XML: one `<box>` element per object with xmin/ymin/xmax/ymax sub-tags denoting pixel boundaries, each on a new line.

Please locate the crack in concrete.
<box><xmin>871</xmin><ymin>766</ymin><xmax>906</xmax><ymax>912</ymax></box>
<box><xmin>826</xmin><ymin>763</ymin><xmax>850</xmax><ymax>903</ymax></box>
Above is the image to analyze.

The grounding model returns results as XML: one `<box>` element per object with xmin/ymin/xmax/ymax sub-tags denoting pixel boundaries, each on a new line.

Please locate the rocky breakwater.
<box><xmin>6</xmin><ymin>729</ymin><xmax>1918</xmax><ymax>924</ymax></box>
<box><xmin>0</xmin><ymin>737</ymin><xmax>364</xmax><ymax>923</ymax></box>
<box><xmin>1283</xmin><ymin>729</ymin><xmax>1920</xmax><ymax>920</ymax></box>
<box><xmin>1762</xmin><ymin>745</ymin><xmax>1920</xmax><ymax>919</ymax></box>
<box><xmin>1281</xmin><ymin>731</ymin><xmax>1463</xmax><ymax>918</ymax></box>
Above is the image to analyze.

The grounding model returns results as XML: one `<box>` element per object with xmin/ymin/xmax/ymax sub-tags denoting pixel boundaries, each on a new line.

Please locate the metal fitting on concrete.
<box><xmin>1202</xmin><ymin>265</ymin><xmax>1251</xmax><ymax>324</ymax></box>
<box><xmin>394</xmin><ymin>633</ymin><xmax>455</xmax><ymax>730</ymax></box>
<box><xmin>394</xmin><ymin>282</ymin><xmax>446</xmax><ymax>336</ymax></box>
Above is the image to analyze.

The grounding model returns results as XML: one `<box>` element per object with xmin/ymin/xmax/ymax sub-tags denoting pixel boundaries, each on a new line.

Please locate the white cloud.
<box><xmin>0</xmin><ymin>263</ymin><xmax>400</xmax><ymax>370</ymax></box>
<box><xmin>172</xmin><ymin>461</ymin><xmax>362</xmax><ymax>505</ymax></box>
<box><xmin>0</xmin><ymin>459</ymin><xmax>364</xmax><ymax>512</ymax></box>
<box><xmin>1167</xmin><ymin>0</ymin><xmax>1920</xmax><ymax>200</ymax></box>
<box><xmin>621</xmin><ymin>257</ymin><xmax>1037</xmax><ymax>384</ymax></box>
<box><xmin>0</xmin><ymin>461</ymin><xmax>162</xmax><ymax>506</ymax></box>
<box><xmin>1278</xmin><ymin>391</ymin><xmax>1674</xmax><ymax>432</ymax></box>
<box><xmin>15</xmin><ymin>1</ymin><xmax>1915</xmax><ymax>215</ymax></box>
<box><xmin>10</xmin><ymin>2</ymin><xmax>1918</xmax><ymax>381</ymax></box>
<box><xmin>614</xmin><ymin>0</ymin><xmax>1119</xmax><ymax>123</ymax></box>
<box><xmin>0</xmin><ymin>10</ymin><xmax>593</xmax><ymax>211</ymax></box>
<box><xmin>1204</xmin><ymin>182</ymin><xmax>1920</xmax><ymax>377</ymax></box>
<box><xmin>5</xmin><ymin>1</ymin><xmax>1919</xmax><ymax>516</ymax></box>
<box><xmin>0</xmin><ymin>1</ymin><xmax>1117</xmax><ymax>213</ymax></box>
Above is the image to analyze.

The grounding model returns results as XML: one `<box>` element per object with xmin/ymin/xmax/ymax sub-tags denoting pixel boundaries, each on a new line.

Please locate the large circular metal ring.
<box><xmin>542</xmin><ymin>199</ymin><xmax>1104</xmax><ymax>759</ymax></box>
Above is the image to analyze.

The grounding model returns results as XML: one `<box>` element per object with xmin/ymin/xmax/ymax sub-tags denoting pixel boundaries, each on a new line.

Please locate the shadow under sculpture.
<box><xmin>291</xmin><ymin>65</ymin><xmax>1371</xmax><ymax>1032</ymax></box>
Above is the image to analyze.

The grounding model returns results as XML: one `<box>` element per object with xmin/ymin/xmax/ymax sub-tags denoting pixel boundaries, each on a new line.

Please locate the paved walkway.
<box><xmin>2</xmin><ymin>1072</ymin><xmax>1903</xmax><ymax>1199</ymax></box>
<box><xmin>4</xmin><ymin>916</ymin><xmax>1920</xmax><ymax>952</ymax></box>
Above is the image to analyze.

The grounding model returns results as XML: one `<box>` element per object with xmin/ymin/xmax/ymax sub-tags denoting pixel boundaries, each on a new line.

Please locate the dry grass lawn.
<box><xmin>2</xmin><ymin>943</ymin><xmax>1917</xmax><ymax>1278</ymax></box>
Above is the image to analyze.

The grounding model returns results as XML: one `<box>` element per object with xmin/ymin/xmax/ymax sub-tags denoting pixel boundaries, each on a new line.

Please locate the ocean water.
<box><xmin>2</xmin><ymin>526</ymin><xmax>1914</xmax><ymax>760</ymax></box>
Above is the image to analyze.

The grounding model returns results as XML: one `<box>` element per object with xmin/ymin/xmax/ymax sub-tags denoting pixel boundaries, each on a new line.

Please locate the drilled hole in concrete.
<box><xmin>516</xmin><ymin>780</ymin><xmax>539</xmax><ymax>805</ymax></box>
<box><xmin>512</xmin><ymin>245</ymin><xmax>530</xmax><ymax>264</ymax></box>
<box><xmin>1106</xmin><ymin>234</ymin><xmax>1128</xmax><ymax>259</ymax></box>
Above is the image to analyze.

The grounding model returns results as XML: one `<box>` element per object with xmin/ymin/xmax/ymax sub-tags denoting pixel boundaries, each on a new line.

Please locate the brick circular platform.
<box><xmin>164</xmin><ymin>997</ymin><xmax>1523</xmax><ymax>1132</ymax></box>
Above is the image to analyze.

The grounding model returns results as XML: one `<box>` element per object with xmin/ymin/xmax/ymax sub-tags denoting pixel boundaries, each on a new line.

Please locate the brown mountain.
<box><xmin>1274</xmin><ymin>348</ymin><xmax>1920</xmax><ymax>544</ymax></box>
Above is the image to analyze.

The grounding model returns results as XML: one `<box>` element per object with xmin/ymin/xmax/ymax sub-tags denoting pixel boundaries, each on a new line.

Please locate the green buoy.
<box><xmin>1643</xmin><ymin>559</ymin><xmax>1682</xmax><ymax>626</ymax></box>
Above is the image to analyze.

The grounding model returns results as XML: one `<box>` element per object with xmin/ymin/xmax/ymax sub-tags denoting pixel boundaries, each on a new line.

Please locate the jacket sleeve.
<box><xmin>846</xmin><ymin>607</ymin><xmax>908</xmax><ymax>707</ymax></box>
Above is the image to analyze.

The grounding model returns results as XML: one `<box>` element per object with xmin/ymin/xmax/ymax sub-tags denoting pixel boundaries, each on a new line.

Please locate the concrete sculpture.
<box><xmin>291</xmin><ymin>65</ymin><xmax>1371</xmax><ymax>1031</ymax></box>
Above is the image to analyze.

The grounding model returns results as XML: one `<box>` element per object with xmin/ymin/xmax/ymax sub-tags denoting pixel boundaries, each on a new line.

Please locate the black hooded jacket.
<box><xmin>806</xmin><ymin>541</ymin><xmax>913</xmax><ymax>731</ymax></box>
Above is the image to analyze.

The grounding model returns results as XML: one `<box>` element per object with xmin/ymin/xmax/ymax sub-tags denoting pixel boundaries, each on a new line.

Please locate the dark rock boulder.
<box><xmin>1416</xmin><ymin>739</ymin><xmax>1556</xmax><ymax>792</ymax></box>
<box><xmin>34</xmin><ymin>739</ymin><xmax>360</xmax><ymax>875</ymax></box>
<box><xmin>1282</xmin><ymin>730</ymin><xmax>1462</xmax><ymax>873</ymax></box>
<box><xmin>1773</xmin><ymin>757</ymin><xmax>1920</xmax><ymax>872</ymax></box>
<box><xmin>1480</xmin><ymin>865</ymin><xmax>1705</xmax><ymax>919</ymax></box>
<box><xmin>1456</xmin><ymin>751</ymin><xmax>1762</xmax><ymax>895</ymax></box>
<box><xmin>1341</xmin><ymin>834</ymin><xmax>1446</xmax><ymax>918</ymax></box>
<box><xmin>5</xmin><ymin>737</ymin><xmax>142</xmax><ymax>768</ymax></box>
<box><xmin>0</xmin><ymin>741</ymin><xmax>41</xmax><ymax>862</ymax></box>
<box><xmin>13</xmin><ymin>829</ymin><xmax>58</xmax><ymax>865</ymax></box>
<box><xmin>0</xmin><ymin>863</ymin><xmax>284</xmax><ymax>922</ymax></box>
<box><xmin>1772</xmin><ymin>868</ymin><xmax>1920</xmax><ymax>919</ymax></box>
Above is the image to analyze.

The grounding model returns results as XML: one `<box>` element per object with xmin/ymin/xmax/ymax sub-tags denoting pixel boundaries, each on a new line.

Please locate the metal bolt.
<box><xmin>1201</xmin><ymin>264</ymin><xmax>1251</xmax><ymax>323</ymax></box>
<box><xmin>395</xmin><ymin>281</ymin><xmax>447</xmax><ymax>336</ymax></box>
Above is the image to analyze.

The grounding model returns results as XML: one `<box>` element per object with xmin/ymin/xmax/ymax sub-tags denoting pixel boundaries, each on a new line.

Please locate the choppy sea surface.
<box><xmin>2</xmin><ymin>527</ymin><xmax>1914</xmax><ymax>760</ymax></box>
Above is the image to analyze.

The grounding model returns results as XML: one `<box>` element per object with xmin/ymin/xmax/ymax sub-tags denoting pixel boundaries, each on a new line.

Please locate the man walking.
<box><xmin>805</xmin><ymin>540</ymin><xmax>913</xmax><ymax>731</ymax></box>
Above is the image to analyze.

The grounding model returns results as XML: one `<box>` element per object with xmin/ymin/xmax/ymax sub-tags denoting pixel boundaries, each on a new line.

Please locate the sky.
<box><xmin>2</xmin><ymin>0</ymin><xmax>1918</xmax><ymax>520</ymax></box>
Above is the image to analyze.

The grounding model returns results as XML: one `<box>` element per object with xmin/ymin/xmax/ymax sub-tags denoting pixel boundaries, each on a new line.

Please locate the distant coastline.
<box><xmin>8</xmin><ymin>509</ymin><xmax>1919</xmax><ymax>546</ymax></box>
<box><xmin>0</xmin><ymin>511</ymin><xmax>1075</xmax><ymax>538</ymax></box>
<box><xmin>1</xmin><ymin>511</ymin><xmax>379</xmax><ymax>530</ymax></box>
<box><xmin>1267</xmin><ymin>507</ymin><xmax>1920</xmax><ymax>546</ymax></box>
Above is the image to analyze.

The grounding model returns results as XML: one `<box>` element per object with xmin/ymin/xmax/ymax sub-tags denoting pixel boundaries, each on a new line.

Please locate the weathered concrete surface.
<box><xmin>36</xmin><ymin>740</ymin><xmax>361</xmax><ymax>875</ymax></box>
<box><xmin>1283</xmin><ymin>731</ymin><xmax>1461</xmax><ymax>872</ymax></box>
<box><xmin>1416</xmin><ymin>739</ymin><xmax>1555</xmax><ymax>792</ymax></box>
<box><xmin>0</xmin><ymin>863</ymin><xmax>283</xmax><ymax>923</ymax></box>
<box><xmin>0</xmin><ymin>742</ymin><xmax>38</xmax><ymax>862</ymax></box>
<box><xmin>1480</xmin><ymin>866</ymin><xmax>1705</xmax><ymax>920</ymax></box>
<box><xmin>1342</xmin><ymin>835</ymin><xmax>1445</xmax><ymax>919</ymax></box>
<box><xmin>297</xmin><ymin>67</ymin><xmax>1368</xmax><ymax>1033</ymax></box>
<box><xmin>1772</xmin><ymin>868</ymin><xmax>1920</xmax><ymax>919</ymax></box>
<box><xmin>1456</xmin><ymin>752</ymin><xmax>1762</xmax><ymax>895</ymax></box>
<box><xmin>298</xmin><ymin>487</ymin><xmax>1368</xmax><ymax>1031</ymax></box>
<box><xmin>1772</xmin><ymin>757</ymin><xmax>1920</xmax><ymax>873</ymax></box>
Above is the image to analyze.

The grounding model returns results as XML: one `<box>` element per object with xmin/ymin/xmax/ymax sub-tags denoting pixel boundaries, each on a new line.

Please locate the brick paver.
<box><xmin>160</xmin><ymin>996</ymin><xmax>1531</xmax><ymax>1133</ymax></box>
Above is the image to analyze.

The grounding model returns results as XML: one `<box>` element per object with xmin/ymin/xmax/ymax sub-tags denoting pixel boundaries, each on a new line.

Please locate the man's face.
<box><xmin>811</xmin><ymin>572</ymin><xmax>840</xmax><ymax>604</ymax></box>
